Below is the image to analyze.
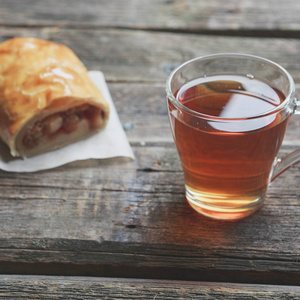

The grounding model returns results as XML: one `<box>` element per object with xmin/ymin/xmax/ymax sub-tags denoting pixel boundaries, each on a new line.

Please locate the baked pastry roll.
<box><xmin>0</xmin><ymin>37</ymin><xmax>109</xmax><ymax>157</ymax></box>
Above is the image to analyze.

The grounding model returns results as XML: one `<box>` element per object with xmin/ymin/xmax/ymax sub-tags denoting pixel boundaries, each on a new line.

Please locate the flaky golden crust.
<box><xmin>0</xmin><ymin>37</ymin><xmax>110</xmax><ymax>157</ymax></box>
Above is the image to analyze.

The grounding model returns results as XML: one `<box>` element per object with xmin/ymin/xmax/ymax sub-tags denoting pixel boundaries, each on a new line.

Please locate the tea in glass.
<box><xmin>166</xmin><ymin>54</ymin><xmax>295</xmax><ymax>220</ymax></box>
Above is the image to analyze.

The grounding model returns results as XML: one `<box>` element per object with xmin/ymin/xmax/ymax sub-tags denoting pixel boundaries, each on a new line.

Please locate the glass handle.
<box><xmin>271</xmin><ymin>150</ymin><xmax>300</xmax><ymax>182</ymax></box>
<box><xmin>271</xmin><ymin>97</ymin><xmax>300</xmax><ymax>182</ymax></box>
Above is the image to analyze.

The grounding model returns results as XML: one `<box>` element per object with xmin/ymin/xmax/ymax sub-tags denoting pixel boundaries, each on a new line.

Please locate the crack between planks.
<box><xmin>0</xmin><ymin>23</ymin><xmax>299</xmax><ymax>39</ymax></box>
<box><xmin>100</xmin><ymin>188</ymin><xmax>184</xmax><ymax>195</ymax></box>
<box><xmin>137</xmin><ymin>168</ymin><xmax>181</xmax><ymax>173</ymax></box>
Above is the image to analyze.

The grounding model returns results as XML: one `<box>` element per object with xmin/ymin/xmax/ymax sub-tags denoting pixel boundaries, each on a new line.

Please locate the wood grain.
<box><xmin>0</xmin><ymin>76</ymin><xmax>299</xmax><ymax>284</ymax></box>
<box><xmin>0</xmin><ymin>143</ymin><xmax>300</xmax><ymax>284</ymax></box>
<box><xmin>0</xmin><ymin>0</ymin><xmax>300</xmax><ymax>291</ymax></box>
<box><xmin>0</xmin><ymin>27</ymin><xmax>299</xmax><ymax>83</ymax></box>
<box><xmin>0</xmin><ymin>276</ymin><xmax>300</xmax><ymax>299</ymax></box>
<box><xmin>0</xmin><ymin>0</ymin><xmax>300</xmax><ymax>37</ymax></box>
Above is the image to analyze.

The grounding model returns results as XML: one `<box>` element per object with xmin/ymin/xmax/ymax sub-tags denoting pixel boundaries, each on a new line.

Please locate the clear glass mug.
<box><xmin>166</xmin><ymin>53</ymin><xmax>299</xmax><ymax>221</ymax></box>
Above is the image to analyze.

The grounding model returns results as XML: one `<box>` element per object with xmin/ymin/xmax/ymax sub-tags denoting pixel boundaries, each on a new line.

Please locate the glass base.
<box><xmin>186</xmin><ymin>188</ymin><xmax>264</xmax><ymax>221</ymax></box>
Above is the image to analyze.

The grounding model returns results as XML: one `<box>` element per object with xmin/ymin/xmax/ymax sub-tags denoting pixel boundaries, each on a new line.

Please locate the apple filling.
<box><xmin>22</xmin><ymin>104</ymin><xmax>103</xmax><ymax>149</ymax></box>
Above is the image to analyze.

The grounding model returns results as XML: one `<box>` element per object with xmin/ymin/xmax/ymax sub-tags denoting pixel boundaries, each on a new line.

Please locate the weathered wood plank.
<box><xmin>0</xmin><ymin>0</ymin><xmax>300</xmax><ymax>36</ymax></box>
<box><xmin>110</xmin><ymin>82</ymin><xmax>300</xmax><ymax>144</ymax></box>
<box><xmin>0</xmin><ymin>143</ymin><xmax>300</xmax><ymax>284</ymax></box>
<box><xmin>0</xmin><ymin>28</ymin><xmax>300</xmax><ymax>83</ymax></box>
<box><xmin>0</xmin><ymin>276</ymin><xmax>300</xmax><ymax>299</ymax></box>
<box><xmin>0</xmin><ymin>79</ymin><xmax>298</xmax><ymax>146</ymax></box>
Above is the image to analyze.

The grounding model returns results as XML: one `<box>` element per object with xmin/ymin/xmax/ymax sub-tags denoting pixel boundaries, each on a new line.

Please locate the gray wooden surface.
<box><xmin>0</xmin><ymin>0</ymin><xmax>300</xmax><ymax>298</ymax></box>
<box><xmin>0</xmin><ymin>276</ymin><xmax>300</xmax><ymax>299</ymax></box>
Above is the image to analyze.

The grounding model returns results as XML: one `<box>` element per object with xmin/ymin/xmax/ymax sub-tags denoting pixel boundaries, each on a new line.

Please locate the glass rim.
<box><xmin>166</xmin><ymin>53</ymin><xmax>295</xmax><ymax>121</ymax></box>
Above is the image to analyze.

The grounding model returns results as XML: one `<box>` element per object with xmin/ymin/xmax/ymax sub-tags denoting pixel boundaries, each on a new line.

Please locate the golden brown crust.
<box><xmin>0</xmin><ymin>37</ymin><xmax>110</xmax><ymax>157</ymax></box>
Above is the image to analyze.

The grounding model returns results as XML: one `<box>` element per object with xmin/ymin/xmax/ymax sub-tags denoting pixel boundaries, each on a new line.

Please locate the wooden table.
<box><xmin>0</xmin><ymin>0</ymin><xmax>300</xmax><ymax>298</ymax></box>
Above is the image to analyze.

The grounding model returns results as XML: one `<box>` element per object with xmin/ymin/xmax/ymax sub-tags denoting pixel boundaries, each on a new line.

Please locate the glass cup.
<box><xmin>166</xmin><ymin>53</ymin><xmax>300</xmax><ymax>220</ymax></box>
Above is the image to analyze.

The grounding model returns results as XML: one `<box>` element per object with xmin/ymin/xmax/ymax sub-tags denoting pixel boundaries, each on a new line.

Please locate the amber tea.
<box><xmin>168</xmin><ymin>74</ymin><xmax>290</xmax><ymax>220</ymax></box>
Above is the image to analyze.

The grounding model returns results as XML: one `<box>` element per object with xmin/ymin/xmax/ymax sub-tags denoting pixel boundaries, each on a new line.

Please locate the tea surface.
<box><xmin>176</xmin><ymin>75</ymin><xmax>283</xmax><ymax>118</ymax></box>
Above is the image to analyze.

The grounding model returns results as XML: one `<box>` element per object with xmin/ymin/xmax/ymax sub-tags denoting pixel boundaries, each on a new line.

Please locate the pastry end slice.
<box><xmin>0</xmin><ymin>37</ymin><xmax>110</xmax><ymax>157</ymax></box>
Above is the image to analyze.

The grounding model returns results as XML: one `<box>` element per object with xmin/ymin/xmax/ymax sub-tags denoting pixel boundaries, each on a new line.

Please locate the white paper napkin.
<box><xmin>0</xmin><ymin>71</ymin><xmax>134</xmax><ymax>172</ymax></box>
